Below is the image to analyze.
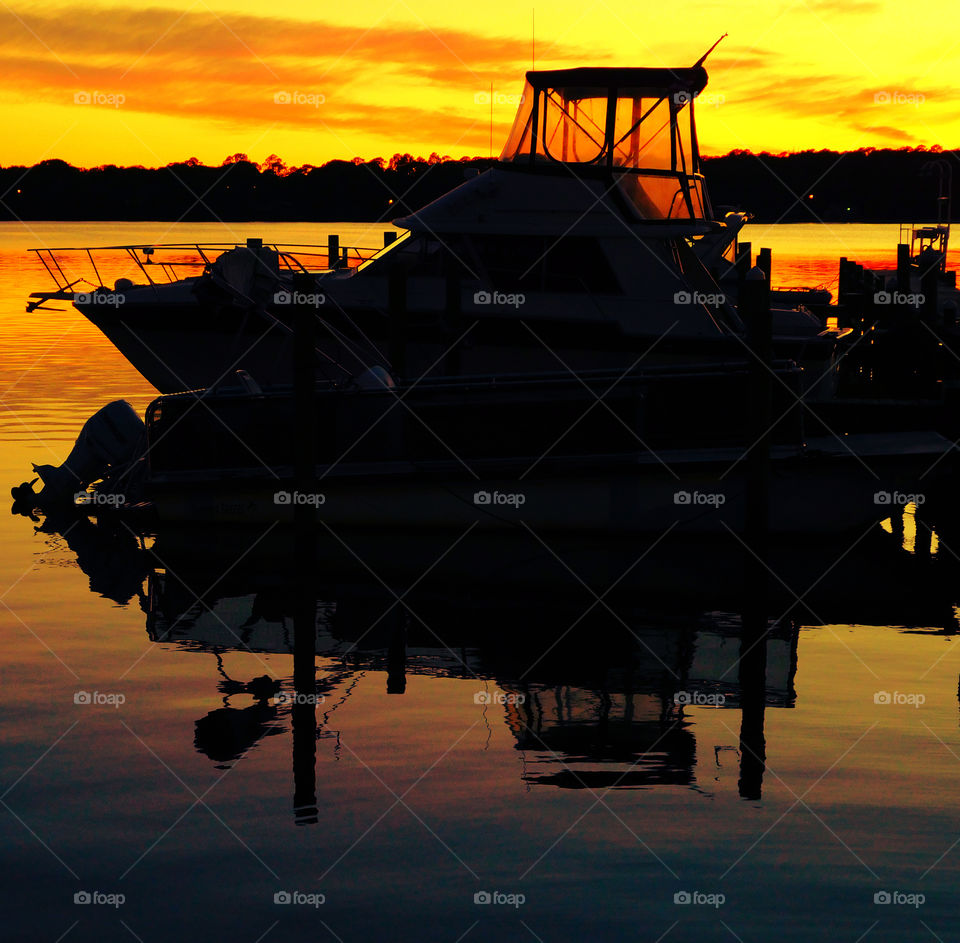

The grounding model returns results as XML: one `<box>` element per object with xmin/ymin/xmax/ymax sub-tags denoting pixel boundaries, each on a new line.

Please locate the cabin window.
<box><xmin>468</xmin><ymin>235</ymin><xmax>620</xmax><ymax>293</ymax></box>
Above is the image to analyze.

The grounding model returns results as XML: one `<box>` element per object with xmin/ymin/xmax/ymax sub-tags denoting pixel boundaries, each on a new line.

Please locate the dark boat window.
<box><xmin>383</xmin><ymin>233</ymin><xmax>476</xmax><ymax>279</ymax></box>
<box><xmin>467</xmin><ymin>235</ymin><xmax>620</xmax><ymax>293</ymax></box>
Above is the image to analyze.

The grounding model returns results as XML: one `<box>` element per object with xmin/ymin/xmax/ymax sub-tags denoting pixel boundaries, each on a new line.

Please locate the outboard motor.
<box><xmin>13</xmin><ymin>400</ymin><xmax>146</xmax><ymax>506</ymax></box>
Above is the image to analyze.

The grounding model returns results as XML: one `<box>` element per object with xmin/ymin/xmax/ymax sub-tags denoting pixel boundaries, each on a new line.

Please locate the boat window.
<box><xmin>540</xmin><ymin>89</ymin><xmax>608</xmax><ymax>164</ymax></box>
<box><xmin>502</xmin><ymin>82</ymin><xmax>611</xmax><ymax>166</ymax></box>
<box><xmin>468</xmin><ymin>234</ymin><xmax>620</xmax><ymax>293</ymax></box>
<box><xmin>611</xmin><ymin>93</ymin><xmax>671</xmax><ymax>171</ymax></box>
<box><xmin>500</xmin><ymin>77</ymin><xmax>709</xmax><ymax>221</ymax></box>
<box><xmin>359</xmin><ymin>232</ymin><xmax>476</xmax><ymax>279</ymax></box>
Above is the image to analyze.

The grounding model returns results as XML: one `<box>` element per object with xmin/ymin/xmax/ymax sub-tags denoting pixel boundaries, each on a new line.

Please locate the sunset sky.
<box><xmin>1</xmin><ymin>0</ymin><xmax>958</xmax><ymax>169</ymax></box>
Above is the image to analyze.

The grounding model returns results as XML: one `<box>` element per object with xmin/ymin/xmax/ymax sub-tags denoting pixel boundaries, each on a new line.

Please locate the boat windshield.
<box><xmin>500</xmin><ymin>68</ymin><xmax>709</xmax><ymax>220</ymax></box>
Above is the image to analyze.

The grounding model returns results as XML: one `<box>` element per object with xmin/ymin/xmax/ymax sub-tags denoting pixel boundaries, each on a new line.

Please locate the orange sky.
<box><xmin>1</xmin><ymin>0</ymin><xmax>959</xmax><ymax>169</ymax></box>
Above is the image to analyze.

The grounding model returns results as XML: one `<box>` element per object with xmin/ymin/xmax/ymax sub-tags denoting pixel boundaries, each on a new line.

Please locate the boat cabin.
<box><xmin>499</xmin><ymin>66</ymin><xmax>711</xmax><ymax>220</ymax></box>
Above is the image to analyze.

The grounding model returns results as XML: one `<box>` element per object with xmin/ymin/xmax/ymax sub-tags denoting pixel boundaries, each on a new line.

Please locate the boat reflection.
<box><xmin>13</xmin><ymin>508</ymin><xmax>960</xmax><ymax>820</ymax></box>
<box><xmin>500</xmin><ymin>615</ymin><xmax>797</xmax><ymax>792</ymax></box>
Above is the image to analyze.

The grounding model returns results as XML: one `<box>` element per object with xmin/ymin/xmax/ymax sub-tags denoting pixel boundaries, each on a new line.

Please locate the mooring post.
<box><xmin>292</xmin><ymin>269</ymin><xmax>318</xmax><ymax>825</ymax></box>
<box><xmin>386</xmin><ymin>612</ymin><xmax>407</xmax><ymax>695</ymax></box>
<box><xmin>897</xmin><ymin>243</ymin><xmax>911</xmax><ymax>296</ymax></box>
<box><xmin>327</xmin><ymin>234</ymin><xmax>340</xmax><ymax>271</ymax></box>
<box><xmin>919</xmin><ymin>248</ymin><xmax>941</xmax><ymax>325</ymax></box>
<box><xmin>736</xmin><ymin>241</ymin><xmax>752</xmax><ymax>289</ymax></box>
<box><xmin>742</xmin><ymin>266</ymin><xmax>772</xmax><ymax>557</ymax></box>
<box><xmin>757</xmin><ymin>247</ymin><xmax>772</xmax><ymax>284</ymax></box>
<box><xmin>739</xmin><ymin>264</ymin><xmax>771</xmax><ymax>801</ymax></box>
<box><xmin>383</xmin><ymin>231</ymin><xmax>398</xmax><ymax>247</ymax></box>
<box><xmin>293</xmin><ymin>271</ymin><xmax>318</xmax><ymax>494</ymax></box>
<box><xmin>838</xmin><ymin>258</ymin><xmax>852</xmax><ymax>329</ymax></box>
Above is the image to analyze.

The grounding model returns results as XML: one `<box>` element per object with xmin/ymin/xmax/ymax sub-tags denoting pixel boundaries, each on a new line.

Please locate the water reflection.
<box><xmin>13</xmin><ymin>506</ymin><xmax>960</xmax><ymax>820</ymax></box>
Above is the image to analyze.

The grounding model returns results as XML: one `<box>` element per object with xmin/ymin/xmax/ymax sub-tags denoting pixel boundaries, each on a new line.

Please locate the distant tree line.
<box><xmin>0</xmin><ymin>147</ymin><xmax>955</xmax><ymax>223</ymax></box>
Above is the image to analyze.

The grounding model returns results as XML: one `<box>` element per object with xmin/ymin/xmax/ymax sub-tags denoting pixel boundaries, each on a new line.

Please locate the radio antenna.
<box><xmin>693</xmin><ymin>33</ymin><xmax>728</xmax><ymax>68</ymax></box>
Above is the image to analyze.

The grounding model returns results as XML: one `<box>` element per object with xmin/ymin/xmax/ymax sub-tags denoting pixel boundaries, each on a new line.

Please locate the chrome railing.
<box><xmin>29</xmin><ymin>239</ymin><xmax>386</xmax><ymax>293</ymax></box>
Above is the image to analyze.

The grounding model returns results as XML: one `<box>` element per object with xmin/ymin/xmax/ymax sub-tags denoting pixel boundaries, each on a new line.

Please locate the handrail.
<box><xmin>28</xmin><ymin>241</ymin><xmax>383</xmax><ymax>291</ymax></box>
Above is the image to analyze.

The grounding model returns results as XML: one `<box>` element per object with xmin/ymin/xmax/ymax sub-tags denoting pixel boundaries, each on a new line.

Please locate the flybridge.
<box><xmin>499</xmin><ymin>65</ymin><xmax>713</xmax><ymax>220</ymax></box>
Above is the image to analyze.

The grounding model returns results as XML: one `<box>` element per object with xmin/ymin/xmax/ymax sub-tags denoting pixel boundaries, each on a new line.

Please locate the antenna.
<box><xmin>693</xmin><ymin>33</ymin><xmax>728</xmax><ymax>69</ymax></box>
<box><xmin>489</xmin><ymin>81</ymin><xmax>493</xmax><ymax>159</ymax></box>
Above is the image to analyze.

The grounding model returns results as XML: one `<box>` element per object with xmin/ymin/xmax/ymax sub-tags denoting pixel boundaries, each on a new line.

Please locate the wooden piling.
<box><xmin>896</xmin><ymin>243</ymin><xmax>911</xmax><ymax>296</ymax></box>
<box><xmin>919</xmin><ymin>248</ymin><xmax>941</xmax><ymax>324</ymax></box>
<box><xmin>292</xmin><ymin>268</ymin><xmax>319</xmax><ymax>825</ymax></box>
<box><xmin>738</xmin><ymin>265</ymin><xmax>771</xmax><ymax>800</ymax></box>
<box><xmin>736</xmin><ymin>241</ymin><xmax>752</xmax><ymax>286</ymax></box>
<box><xmin>328</xmin><ymin>234</ymin><xmax>340</xmax><ymax>271</ymax></box>
<box><xmin>837</xmin><ymin>258</ymin><xmax>852</xmax><ymax>329</ymax></box>
<box><xmin>293</xmin><ymin>271</ymin><xmax>318</xmax><ymax>494</ymax></box>
<box><xmin>757</xmin><ymin>247</ymin><xmax>772</xmax><ymax>284</ymax></box>
<box><xmin>386</xmin><ymin>615</ymin><xmax>407</xmax><ymax>694</ymax></box>
<box><xmin>742</xmin><ymin>266</ymin><xmax>772</xmax><ymax>558</ymax></box>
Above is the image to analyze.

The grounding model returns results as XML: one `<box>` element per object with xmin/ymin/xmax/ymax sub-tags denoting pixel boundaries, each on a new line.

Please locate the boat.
<box><xmin>127</xmin><ymin>352</ymin><xmax>955</xmax><ymax>536</ymax></box>
<box><xmin>26</xmin><ymin>59</ymin><xmax>838</xmax><ymax>394</ymax></box>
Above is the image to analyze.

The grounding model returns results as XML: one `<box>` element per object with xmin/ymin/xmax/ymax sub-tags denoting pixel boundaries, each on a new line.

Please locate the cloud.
<box><xmin>0</xmin><ymin>4</ymin><xmax>602</xmax><ymax>160</ymax></box>
<box><xmin>802</xmin><ymin>0</ymin><xmax>884</xmax><ymax>12</ymax></box>
<box><xmin>850</xmin><ymin>124</ymin><xmax>916</xmax><ymax>142</ymax></box>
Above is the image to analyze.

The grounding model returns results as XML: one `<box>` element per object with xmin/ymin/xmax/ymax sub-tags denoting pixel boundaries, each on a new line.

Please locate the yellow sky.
<box><xmin>2</xmin><ymin>0</ymin><xmax>958</xmax><ymax>168</ymax></box>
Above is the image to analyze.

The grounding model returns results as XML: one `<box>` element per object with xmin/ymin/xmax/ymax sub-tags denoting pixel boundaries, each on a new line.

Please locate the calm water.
<box><xmin>3</xmin><ymin>222</ymin><xmax>960</xmax><ymax>942</ymax></box>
